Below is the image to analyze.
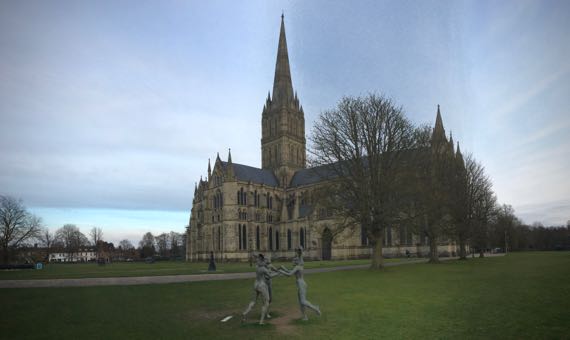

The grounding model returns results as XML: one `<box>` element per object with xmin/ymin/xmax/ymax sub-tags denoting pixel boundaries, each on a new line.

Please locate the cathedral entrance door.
<box><xmin>322</xmin><ymin>228</ymin><xmax>332</xmax><ymax>260</ymax></box>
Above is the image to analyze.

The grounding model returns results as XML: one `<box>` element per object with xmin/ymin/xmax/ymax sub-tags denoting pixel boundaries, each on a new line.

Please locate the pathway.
<box><xmin>0</xmin><ymin>254</ymin><xmax>504</xmax><ymax>289</ymax></box>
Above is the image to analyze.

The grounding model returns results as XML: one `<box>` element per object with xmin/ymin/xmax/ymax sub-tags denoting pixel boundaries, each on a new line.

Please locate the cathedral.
<box><xmin>186</xmin><ymin>16</ymin><xmax>461</xmax><ymax>262</ymax></box>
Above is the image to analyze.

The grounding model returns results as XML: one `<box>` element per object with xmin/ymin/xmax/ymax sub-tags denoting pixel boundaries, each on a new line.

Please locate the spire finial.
<box><xmin>228</xmin><ymin>148</ymin><xmax>232</xmax><ymax>163</ymax></box>
<box><xmin>281</xmin><ymin>11</ymin><xmax>284</xmax><ymax>20</ymax></box>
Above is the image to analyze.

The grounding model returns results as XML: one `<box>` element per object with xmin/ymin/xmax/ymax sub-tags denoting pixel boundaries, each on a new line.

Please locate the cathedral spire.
<box><xmin>272</xmin><ymin>14</ymin><xmax>294</xmax><ymax>107</ymax></box>
<box><xmin>227</xmin><ymin>148</ymin><xmax>232</xmax><ymax>164</ymax></box>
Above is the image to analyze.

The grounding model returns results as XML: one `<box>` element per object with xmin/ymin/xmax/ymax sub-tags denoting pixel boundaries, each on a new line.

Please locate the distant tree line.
<box><xmin>0</xmin><ymin>194</ymin><xmax>186</xmax><ymax>264</ymax></box>
<box><xmin>137</xmin><ymin>231</ymin><xmax>186</xmax><ymax>259</ymax></box>
<box><xmin>484</xmin><ymin>207</ymin><xmax>570</xmax><ymax>252</ymax></box>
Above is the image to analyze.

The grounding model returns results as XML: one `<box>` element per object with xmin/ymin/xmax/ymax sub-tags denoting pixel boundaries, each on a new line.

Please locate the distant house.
<box><xmin>49</xmin><ymin>248</ymin><xmax>97</xmax><ymax>262</ymax></box>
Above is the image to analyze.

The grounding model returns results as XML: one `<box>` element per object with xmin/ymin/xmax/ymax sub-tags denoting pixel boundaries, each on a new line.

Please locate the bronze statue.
<box><xmin>242</xmin><ymin>254</ymin><xmax>280</xmax><ymax>325</ymax></box>
<box><xmin>279</xmin><ymin>247</ymin><xmax>321</xmax><ymax>320</ymax></box>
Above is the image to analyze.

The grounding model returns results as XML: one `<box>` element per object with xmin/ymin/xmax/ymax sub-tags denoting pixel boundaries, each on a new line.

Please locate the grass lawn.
<box><xmin>0</xmin><ymin>257</ymin><xmax>415</xmax><ymax>280</ymax></box>
<box><xmin>1</xmin><ymin>252</ymin><xmax>568</xmax><ymax>339</ymax></box>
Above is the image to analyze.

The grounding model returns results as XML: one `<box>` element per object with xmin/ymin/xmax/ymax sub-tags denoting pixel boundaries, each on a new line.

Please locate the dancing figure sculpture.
<box><xmin>242</xmin><ymin>254</ymin><xmax>280</xmax><ymax>325</ymax></box>
<box><xmin>279</xmin><ymin>247</ymin><xmax>321</xmax><ymax>321</ymax></box>
<box><xmin>264</xmin><ymin>257</ymin><xmax>279</xmax><ymax>318</ymax></box>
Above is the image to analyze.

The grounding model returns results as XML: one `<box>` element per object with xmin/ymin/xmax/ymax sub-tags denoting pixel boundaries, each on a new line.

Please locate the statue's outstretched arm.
<box><xmin>262</xmin><ymin>266</ymin><xmax>281</xmax><ymax>278</ymax></box>
<box><xmin>279</xmin><ymin>266</ymin><xmax>299</xmax><ymax>276</ymax></box>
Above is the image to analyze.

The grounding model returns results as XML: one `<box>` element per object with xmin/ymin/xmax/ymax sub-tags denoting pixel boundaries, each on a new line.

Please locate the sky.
<box><xmin>1</xmin><ymin>0</ymin><xmax>569</xmax><ymax>245</ymax></box>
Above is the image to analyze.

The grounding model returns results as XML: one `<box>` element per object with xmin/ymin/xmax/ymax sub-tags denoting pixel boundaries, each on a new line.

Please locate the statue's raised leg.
<box><xmin>298</xmin><ymin>289</ymin><xmax>321</xmax><ymax>317</ymax></box>
<box><xmin>242</xmin><ymin>290</ymin><xmax>259</xmax><ymax>322</ymax></box>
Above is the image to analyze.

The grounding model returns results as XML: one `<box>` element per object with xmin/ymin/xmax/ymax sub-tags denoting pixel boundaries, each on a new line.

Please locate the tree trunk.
<box><xmin>1</xmin><ymin>244</ymin><xmax>10</xmax><ymax>264</ymax></box>
<box><xmin>428</xmin><ymin>236</ymin><xmax>440</xmax><ymax>263</ymax></box>
<box><xmin>458</xmin><ymin>238</ymin><xmax>467</xmax><ymax>260</ymax></box>
<box><xmin>370</xmin><ymin>236</ymin><xmax>384</xmax><ymax>269</ymax></box>
<box><xmin>479</xmin><ymin>250</ymin><xmax>484</xmax><ymax>258</ymax></box>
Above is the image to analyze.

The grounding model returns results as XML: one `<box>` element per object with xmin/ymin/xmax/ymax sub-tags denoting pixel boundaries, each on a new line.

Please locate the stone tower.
<box><xmin>261</xmin><ymin>15</ymin><xmax>306</xmax><ymax>187</ymax></box>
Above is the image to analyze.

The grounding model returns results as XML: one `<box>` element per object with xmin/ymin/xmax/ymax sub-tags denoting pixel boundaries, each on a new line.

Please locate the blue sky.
<box><xmin>1</xmin><ymin>0</ymin><xmax>569</xmax><ymax>245</ymax></box>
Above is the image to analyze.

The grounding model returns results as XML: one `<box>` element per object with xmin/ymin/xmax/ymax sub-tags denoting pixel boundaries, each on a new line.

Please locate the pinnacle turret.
<box><xmin>455</xmin><ymin>141</ymin><xmax>465</xmax><ymax>171</ymax></box>
<box><xmin>456</xmin><ymin>142</ymin><xmax>463</xmax><ymax>158</ymax></box>
<box><xmin>431</xmin><ymin>104</ymin><xmax>447</xmax><ymax>144</ymax></box>
<box><xmin>207</xmin><ymin>158</ymin><xmax>211</xmax><ymax>178</ymax></box>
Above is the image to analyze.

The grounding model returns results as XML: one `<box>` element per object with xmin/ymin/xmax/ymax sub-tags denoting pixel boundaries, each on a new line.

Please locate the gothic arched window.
<box><xmin>275</xmin><ymin>229</ymin><xmax>280</xmax><ymax>250</ymax></box>
<box><xmin>242</xmin><ymin>225</ymin><xmax>247</xmax><ymax>250</ymax></box>
<box><xmin>300</xmin><ymin>227</ymin><xmax>305</xmax><ymax>248</ymax></box>
<box><xmin>287</xmin><ymin>229</ymin><xmax>292</xmax><ymax>250</ymax></box>
<box><xmin>218</xmin><ymin>226</ymin><xmax>221</xmax><ymax>251</ymax></box>
<box><xmin>238</xmin><ymin>224</ymin><xmax>242</xmax><ymax>250</ymax></box>
<box><xmin>256</xmin><ymin>226</ymin><xmax>260</xmax><ymax>250</ymax></box>
<box><xmin>268</xmin><ymin>227</ymin><xmax>273</xmax><ymax>251</ymax></box>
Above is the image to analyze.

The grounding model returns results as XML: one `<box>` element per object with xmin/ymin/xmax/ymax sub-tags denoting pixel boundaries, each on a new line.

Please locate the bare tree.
<box><xmin>310</xmin><ymin>94</ymin><xmax>416</xmax><ymax>269</ymax></box>
<box><xmin>55</xmin><ymin>224</ymin><xmax>89</xmax><ymax>261</ymax></box>
<box><xmin>38</xmin><ymin>227</ymin><xmax>56</xmax><ymax>262</ymax></box>
<box><xmin>139</xmin><ymin>232</ymin><xmax>155</xmax><ymax>258</ymax></box>
<box><xmin>394</xmin><ymin>115</ymin><xmax>456</xmax><ymax>264</ymax></box>
<box><xmin>466</xmin><ymin>167</ymin><xmax>497</xmax><ymax>257</ymax></box>
<box><xmin>155</xmin><ymin>233</ymin><xmax>169</xmax><ymax>257</ymax></box>
<box><xmin>494</xmin><ymin>204</ymin><xmax>518</xmax><ymax>253</ymax></box>
<box><xmin>118</xmin><ymin>239</ymin><xmax>133</xmax><ymax>259</ymax></box>
<box><xmin>89</xmin><ymin>227</ymin><xmax>103</xmax><ymax>247</ymax></box>
<box><xmin>0</xmin><ymin>195</ymin><xmax>42</xmax><ymax>264</ymax></box>
<box><xmin>89</xmin><ymin>227</ymin><xmax>103</xmax><ymax>257</ymax></box>
<box><xmin>169</xmin><ymin>231</ymin><xmax>183</xmax><ymax>258</ymax></box>
<box><xmin>119</xmin><ymin>239</ymin><xmax>134</xmax><ymax>250</ymax></box>
<box><xmin>451</xmin><ymin>148</ymin><xmax>469</xmax><ymax>259</ymax></box>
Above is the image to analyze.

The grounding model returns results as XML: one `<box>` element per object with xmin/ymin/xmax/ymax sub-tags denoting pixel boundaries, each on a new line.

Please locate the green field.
<box><xmin>0</xmin><ymin>258</ymin><xmax>419</xmax><ymax>280</ymax></box>
<box><xmin>1</xmin><ymin>252</ymin><xmax>568</xmax><ymax>339</ymax></box>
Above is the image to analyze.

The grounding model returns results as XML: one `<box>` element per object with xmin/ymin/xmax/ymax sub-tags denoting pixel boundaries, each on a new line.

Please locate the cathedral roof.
<box><xmin>290</xmin><ymin>148</ymin><xmax>430</xmax><ymax>188</ymax></box>
<box><xmin>222</xmin><ymin>161</ymin><xmax>279</xmax><ymax>186</ymax></box>
<box><xmin>290</xmin><ymin>163</ymin><xmax>339</xmax><ymax>187</ymax></box>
